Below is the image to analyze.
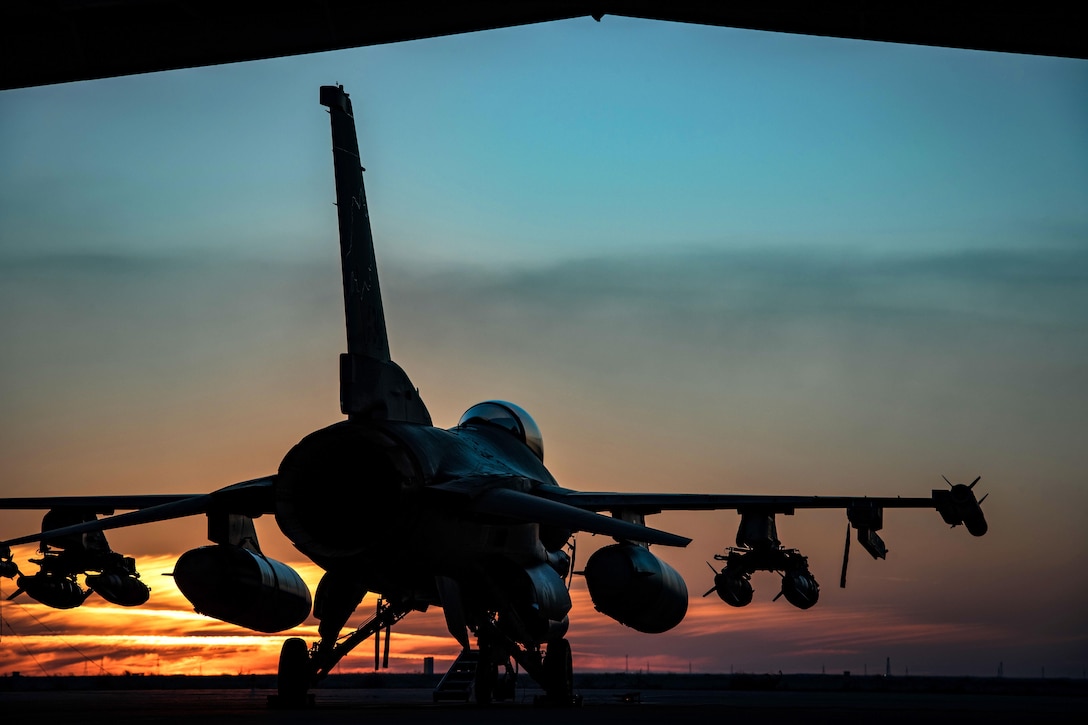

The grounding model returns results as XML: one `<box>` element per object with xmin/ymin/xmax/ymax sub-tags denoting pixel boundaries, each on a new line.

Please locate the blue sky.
<box><xmin>1</xmin><ymin>17</ymin><xmax>1086</xmax><ymax>677</ymax></box>
<box><xmin>3</xmin><ymin>19</ymin><xmax>1085</xmax><ymax>264</ymax></box>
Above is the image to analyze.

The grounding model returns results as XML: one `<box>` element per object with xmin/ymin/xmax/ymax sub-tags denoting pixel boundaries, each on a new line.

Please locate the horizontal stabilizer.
<box><xmin>470</xmin><ymin>488</ymin><xmax>691</xmax><ymax>548</ymax></box>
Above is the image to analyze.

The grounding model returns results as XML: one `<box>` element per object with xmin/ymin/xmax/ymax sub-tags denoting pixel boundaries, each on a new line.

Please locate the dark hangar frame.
<box><xmin>2</xmin><ymin>1</ymin><xmax>1085</xmax><ymax>91</ymax></box>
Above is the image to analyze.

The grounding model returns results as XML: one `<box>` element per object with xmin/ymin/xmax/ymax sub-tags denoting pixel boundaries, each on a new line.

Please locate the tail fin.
<box><xmin>320</xmin><ymin>85</ymin><xmax>430</xmax><ymax>425</ymax></box>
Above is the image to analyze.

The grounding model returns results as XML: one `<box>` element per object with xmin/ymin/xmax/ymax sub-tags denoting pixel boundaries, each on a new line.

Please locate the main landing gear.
<box><xmin>273</xmin><ymin>604</ymin><xmax>581</xmax><ymax>708</ymax></box>
<box><xmin>467</xmin><ymin>618</ymin><xmax>580</xmax><ymax>707</ymax></box>
<box><xmin>472</xmin><ymin>641</ymin><xmax>519</xmax><ymax>705</ymax></box>
<box><xmin>270</xmin><ymin>597</ymin><xmax>412</xmax><ymax>708</ymax></box>
<box><xmin>537</xmin><ymin>638</ymin><xmax>578</xmax><ymax>706</ymax></box>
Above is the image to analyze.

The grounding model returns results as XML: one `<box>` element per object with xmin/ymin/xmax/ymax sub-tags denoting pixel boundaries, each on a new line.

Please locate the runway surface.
<box><xmin>1</xmin><ymin>687</ymin><xmax>1085</xmax><ymax>725</ymax></box>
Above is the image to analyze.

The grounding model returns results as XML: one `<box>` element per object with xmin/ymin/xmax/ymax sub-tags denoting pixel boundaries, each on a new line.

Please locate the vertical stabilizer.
<box><xmin>320</xmin><ymin>85</ymin><xmax>430</xmax><ymax>425</ymax></box>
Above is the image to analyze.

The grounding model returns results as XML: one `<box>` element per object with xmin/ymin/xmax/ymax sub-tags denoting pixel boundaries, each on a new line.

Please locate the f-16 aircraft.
<box><xmin>0</xmin><ymin>85</ymin><xmax>988</xmax><ymax>706</ymax></box>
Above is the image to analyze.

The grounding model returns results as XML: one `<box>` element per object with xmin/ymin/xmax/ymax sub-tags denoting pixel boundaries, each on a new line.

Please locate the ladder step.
<box><xmin>433</xmin><ymin>649</ymin><xmax>482</xmax><ymax>702</ymax></box>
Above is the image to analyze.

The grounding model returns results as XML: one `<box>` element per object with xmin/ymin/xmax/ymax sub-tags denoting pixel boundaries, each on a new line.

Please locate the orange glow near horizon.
<box><xmin>0</xmin><ymin>550</ymin><xmax>465</xmax><ymax>676</ymax></box>
<box><xmin>0</xmin><ymin>544</ymin><xmax>1010</xmax><ymax>678</ymax></box>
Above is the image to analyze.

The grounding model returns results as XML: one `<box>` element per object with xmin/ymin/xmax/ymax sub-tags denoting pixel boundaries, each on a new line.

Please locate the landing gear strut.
<box><xmin>473</xmin><ymin>643</ymin><xmax>497</xmax><ymax>705</ymax></box>
<box><xmin>269</xmin><ymin>597</ymin><xmax>412</xmax><ymax>708</ymax></box>
<box><xmin>465</xmin><ymin>618</ymin><xmax>580</xmax><ymax>707</ymax></box>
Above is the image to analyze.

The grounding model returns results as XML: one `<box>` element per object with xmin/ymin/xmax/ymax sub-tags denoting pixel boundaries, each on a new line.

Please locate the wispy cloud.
<box><xmin>2</xmin><ymin>243</ymin><xmax>1085</xmax><ymax>677</ymax></box>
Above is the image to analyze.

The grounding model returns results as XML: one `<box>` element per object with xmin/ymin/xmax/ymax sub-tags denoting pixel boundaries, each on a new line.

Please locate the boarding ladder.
<box><xmin>433</xmin><ymin>648</ymin><xmax>481</xmax><ymax>702</ymax></box>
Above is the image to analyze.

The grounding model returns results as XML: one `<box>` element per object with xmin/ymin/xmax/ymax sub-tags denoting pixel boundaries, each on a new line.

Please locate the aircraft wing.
<box><xmin>536</xmin><ymin>489</ymin><xmax>935</xmax><ymax>513</ymax></box>
<box><xmin>3</xmin><ymin>477</ymin><xmax>984</xmax><ymax>548</ymax></box>
<box><xmin>535</xmin><ymin>483</ymin><xmax>989</xmax><ymax>538</ymax></box>
<box><xmin>425</xmin><ymin>476</ymin><xmax>987</xmax><ymax>547</ymax></box>
<box><xmin>0</xmin><ymin>476</ymin><xmax>275</xmax><ymax>547</ymax></box>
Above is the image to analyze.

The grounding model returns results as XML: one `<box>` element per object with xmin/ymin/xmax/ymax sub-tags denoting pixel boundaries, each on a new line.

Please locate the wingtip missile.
<box><xmin>934</xmin><ymin>475</ymin><xmax>988</xmax><ymax>537</ymax></box>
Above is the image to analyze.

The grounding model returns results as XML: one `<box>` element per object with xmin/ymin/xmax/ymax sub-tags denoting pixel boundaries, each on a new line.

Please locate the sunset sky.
<box><xmin>1</xmin><ymin>18</ymin><xmax>1086</xmax><ymax>680</ymax></box>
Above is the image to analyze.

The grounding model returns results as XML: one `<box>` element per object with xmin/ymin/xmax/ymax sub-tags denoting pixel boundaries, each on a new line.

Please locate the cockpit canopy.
<box><xmin>458</xmin><ymin>400</ymin><xmax>544</xmax><ymax>461</ymax></box>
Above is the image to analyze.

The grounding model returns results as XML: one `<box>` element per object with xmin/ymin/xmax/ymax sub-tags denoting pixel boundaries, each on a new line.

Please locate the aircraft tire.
<box><xmin>276</xmin><ymin>637</ymin><xmax>311</xmax><ymax>704</ymax></box>
<box><xmin>542</xmin><ymin>638</ymin><xmax>573</xmax><ymax>699</ymax></box>
<box><xmin>474</xmin><ymin>661</ymin><xmax>496</xmax><ymax>706</ymax></box>
<box><xmin>495</xmin><ymin>663</ymin><xmax>517</xmax><ymax>702</ymax></box>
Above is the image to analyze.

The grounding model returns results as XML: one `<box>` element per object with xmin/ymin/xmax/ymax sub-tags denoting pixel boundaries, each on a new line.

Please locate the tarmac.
<box><xmin>1</xmin><ymin>686</ymin><xmax>1085</xmax><ymax>725</ymax></box>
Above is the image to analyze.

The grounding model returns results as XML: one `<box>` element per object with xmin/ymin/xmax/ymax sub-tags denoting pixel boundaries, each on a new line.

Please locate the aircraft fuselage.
<box><xmin>274</xmin><ymin>419</ymin><xmax>569</xmax><ymax>616</ymax></box>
